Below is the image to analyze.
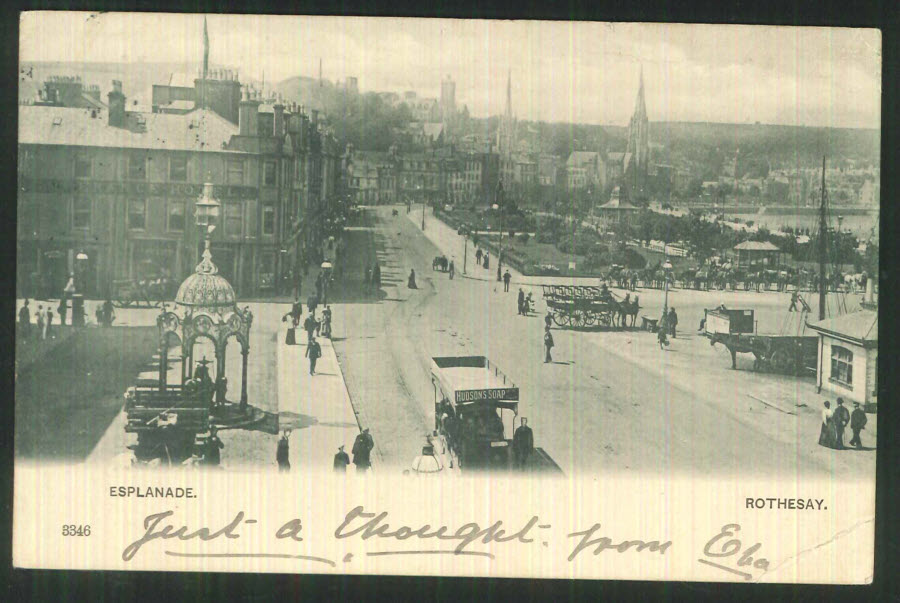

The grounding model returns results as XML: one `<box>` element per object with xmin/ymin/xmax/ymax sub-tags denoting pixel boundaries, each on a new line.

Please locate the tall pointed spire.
<box><xmin>505</xmin><ymin>68</ymin><xmax>512</xmax><ymax>120</ymax></box>
<box><xmin>202</xmin><ymin>16</ymin><xmax>209</xmax><ymax>80</ymax></box>
<box><xmin>634</xmin><ymin>65</ymin><xmax>646</xmax><ymax>119</ymax></box>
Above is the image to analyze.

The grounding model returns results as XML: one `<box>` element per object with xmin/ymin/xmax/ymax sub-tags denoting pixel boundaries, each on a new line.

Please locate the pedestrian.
<box><xmin>448</xmin><ymin>260</ymin><xmax>455</xmax><ymax>280</ymax></box>
<box><xmin>307</xmin><ymin>293</ymin><xmax>319</xmax><ymax>317</ymax></box>
<box><xmin>545</xmin><ymin>311</ymin><xmax>553</xmax><ymax>329</ymax></box>
<box><xmin>276</xmin><ymin>430</ymin><xmax>291</xmax><ymax>472</ymax></box>
<box><xmin>818</xmin><ymin>401</ymin><xmax>836</xmax><ymax>449</ymax></box>
<box><xmin>476</xmin><ymin>248</ymin><xmax>483</xmax><ymax>266</ymax></box>
<box><xmin>290</xmin><ymin>296</ymin><xmax>303</xmax><ymax>326</ymax></box>
<box><xmin>37</xmin><ymin>305</ymin><xmax>45</xmax><ymax>339</ymax></box>
<box><xmin>333</xmin><ymin>445</ymin><xmax>350</xmax><ymax>472</ymax></box>
<box><xmin>19</xmin><ymin>299</ymin><xmax>31</xmax><ymax>340</ymax></box>
<box><xmin>543</xmin><ymin>327</ymin><xmax>554</xmax><ymax>363</ymax></box>
<box><xmin>352</xmin><ymin>428</ymin><xmax>374</xmax><ymax>473</ymax></box>
<box><xmin>306</xmin><ymin>336</ymin><xmax>322</xmax><ymax>375</ymax></box>
<box><xmin>57</xmin><ymin>297</ymin><xmax>67</xmax><ymax>327</ymax></box>
<box><xmin>789</xmin><ymin>291</ymin><xmax>799</xmax><ymax>312</ymax></box>
<box><xmin>372</xmin><ymin>262</ymin><xmax>381</xmax><ymax>290</ymax></box>
<box><xmin>321</xmin><ymin>305</ymin><xmax>333</xmax><ymax>338</ymax></box>
<box><xmin>833</xmin><ymin>397</ymin><xmax>850</xmax><ymax>450</ymax></box>
<box><xmin>303</xmin><ymin>313</ymin><xmax>319</xmax><ymax>344</ymax></box>
<box><xmin>484</xmin><ymin>252</ymin><xmax>490</xmax><ymax>269</ymax></box>
<box><xmin>204</xmin><ymin>427</ymin><xmax>224</xmax><ymax>467</ymax></box>
<box><xmin>512</xmin><ymin>417</ymin><xmax>534</xmax><ymax>470</ymax></box>
<box><xmin>668</xmin><ymin>307</ymin><xmax>678</xmax><ymax>339</ymax></box>
<box><xmin>408</xmin><ymin>269</ymin><xmax>417</xmax><ymax>289</ymax></box>
<box><xmin>63</xmin><ymin>273</ymin><xmax>76</xmax><ymax>298</ymax></box>
<box><xmin>657</xmin><ymin>313</ymin><xmax>669</xmax><ymax>349</ymax></box>
<box><xmin>503</xmin><ymin>270</ymin><xmax>511</xmax><ymax>292</ymax></box>
<box><xmin>101</xmin><ymin>298</ymin><xmax>115</xmax><ymax>327</ymax></box>
<box><xmin>849</xmin><ymin>401</ymin><xmax>868</xmax><ymax>449</ymax></box>
<box><xmin>517</xmin><ymin>288</ymin><xmax>525</xmax><ymax>315</ymax></box>
<box><xmin>44</xmin><ymin>305</ymin><xmax>54</xmax><ymax>339</ymax></box>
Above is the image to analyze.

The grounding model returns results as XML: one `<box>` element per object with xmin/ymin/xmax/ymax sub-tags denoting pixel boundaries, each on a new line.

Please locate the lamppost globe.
<box><xmin>195</xmin><ymin>183</ymin><xmax>222</xmax><ymax>231</ymax></box>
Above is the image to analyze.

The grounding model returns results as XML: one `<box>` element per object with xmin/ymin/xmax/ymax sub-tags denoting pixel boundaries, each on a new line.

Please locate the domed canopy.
<box><xmin>175</xmin><ymin>246</ymin><xmax>236</xmax><ymax>315</ymax></box>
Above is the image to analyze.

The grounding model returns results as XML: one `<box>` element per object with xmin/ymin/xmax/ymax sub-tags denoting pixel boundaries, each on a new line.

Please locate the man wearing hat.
<box><xmin>833</xmin><ymin>398</ymin><xmax>851</xmax><ymax>450</ymax></box>
<box><xmin>333</xmin><ymin>445</ymin><xmax>350</xmax><ymax>472</ymax></box>
<box><xmin>512</xmin><ymin>417</ymin><xmax>534</xmax><ymax>470</ymax></box>
<box><xmin>849</xmin><ymin>402</ymin><xmax>868</xmax><ymax>449</ymax></box>
<box><xmin>352</xmin><ymin>428</ymin><xmax>374</xmax><ymax>473</ymax></box>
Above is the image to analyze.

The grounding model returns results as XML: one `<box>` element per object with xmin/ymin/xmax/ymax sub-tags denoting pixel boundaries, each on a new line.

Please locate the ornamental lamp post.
<box><xmin>662</xmin><ymin>257</ymin><xmax>673</xmax><ymax>318</ymax></box>
<box><xmin>195</xmin><ymin>182</ymin><xmax>222</xmax><ymax>250</ymax></box>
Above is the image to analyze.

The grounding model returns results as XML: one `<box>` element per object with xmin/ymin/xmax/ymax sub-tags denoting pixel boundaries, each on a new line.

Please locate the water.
<box><xmin>724</xmin><ymin>210</ymin><xmax>878</xmax><ymax>237</ymax></box>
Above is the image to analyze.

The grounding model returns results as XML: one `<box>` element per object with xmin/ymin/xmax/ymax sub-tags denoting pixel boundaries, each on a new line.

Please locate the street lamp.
<box><xmin>662</xmin><ymin>257</ymin><xmax>673</xmax><ymax>318</ymax></box>
<box><xmin>493</xmin><ymin>203</ymin><xmax>504</xmax><ymax>281</ymax></box>
<box><xmin>321</xmin><ymin>261</ymin><xmax>333</xmax><ymax>305</ymax></box>
<box><xmin>195</xmin><ymin>182</ymin><xmax>222</xmax><ymax>263</ymax></box>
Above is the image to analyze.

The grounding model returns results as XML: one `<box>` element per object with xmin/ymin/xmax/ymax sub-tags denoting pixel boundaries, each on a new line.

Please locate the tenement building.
<box><xmin>18</xmin><ymin>79</ymin><xmax>340</xmax><ymax>299</ymax></box>
<box><xmin>17</xmin><ymin>19</ymin><xmax>341</xmax><ymax>299</ymax></box>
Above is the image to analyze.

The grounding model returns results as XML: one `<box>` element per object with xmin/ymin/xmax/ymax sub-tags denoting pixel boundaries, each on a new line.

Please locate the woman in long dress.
<box><xmin>819</xmin><ymin>401</ymin><xmax>836</xmax><ymax>448</ymax></box>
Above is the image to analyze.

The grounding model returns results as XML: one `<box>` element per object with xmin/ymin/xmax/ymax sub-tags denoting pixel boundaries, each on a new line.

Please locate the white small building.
<box><xmin>807</xmin><ymin>310</ymin><xmax>878</xmax><ymax>410</ymax></box>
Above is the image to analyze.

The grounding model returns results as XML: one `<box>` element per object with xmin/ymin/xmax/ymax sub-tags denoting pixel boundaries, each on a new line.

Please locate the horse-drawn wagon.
<box><xmin>541</xmin><ymin>284</ymin><xmax>639</xmax><ymax>328</ymax></box>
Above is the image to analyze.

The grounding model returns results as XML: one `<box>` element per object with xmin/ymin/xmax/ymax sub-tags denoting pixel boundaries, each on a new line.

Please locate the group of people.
<box><xmin>475</xmin><ymin>248</ymin><xmax>490</xmax><ymax>270</ymax></box>
<box><xmin>284</xmin><ymin>294</ymin><xmax>332</xmax><ymax>376</ymax></box>
<box><xmin>819</xmin><ymin>397</ymin><xmax>868</xmax><ymax>450</ymax></box>
<box><xmin>276</xmin><ymin>427</ymin><xmax>373</xmax><ymax>473</ymax></box>
<box><xmin>517</xmin><ymin>288</ymin><xmax>534</xmax><ymax>316</ymax></box>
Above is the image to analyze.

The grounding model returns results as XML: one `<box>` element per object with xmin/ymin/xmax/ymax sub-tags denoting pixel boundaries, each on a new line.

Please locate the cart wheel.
<box><xmin>599</xmin><ymin>312</ymin><xmax>612</xmax><ymax>326</ymax></box>
<box><xmin>584</xmin><ymin>312</ymin><xmax>597</xmax><ymax>326</ymax></box>
<box><xmin>571</xmin><ymin>310</ymin><xmax>586</xmax><ymax>327</ymax></box>
<box><xmin>552</xmin><ymin>311</ymin><xmax>566</xmax><ymax>327</ymax></box>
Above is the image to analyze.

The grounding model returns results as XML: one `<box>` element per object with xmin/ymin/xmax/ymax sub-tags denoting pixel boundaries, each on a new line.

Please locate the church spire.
<box><xmin>634</xmin><ymin>65</ymin><xmax>646</xmax><ymax>120</ymax></box>
<box><xmin>202</xmin><ymin>16</ymin><xmax>209</xmax><ymax>81</ymax></box>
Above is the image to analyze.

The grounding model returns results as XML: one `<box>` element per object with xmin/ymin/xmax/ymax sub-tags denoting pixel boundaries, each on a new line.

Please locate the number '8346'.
<box><xmin>62</xmin><ymin>525</ymin><xmax>91</xmax><ymax>536</ymax></box>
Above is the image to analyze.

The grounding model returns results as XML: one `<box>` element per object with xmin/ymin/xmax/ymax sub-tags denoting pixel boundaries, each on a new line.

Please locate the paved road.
<box><xmin>333</xmin><ymin>206</ymin><xmax>876</xmax><ymax>479</ymax></box>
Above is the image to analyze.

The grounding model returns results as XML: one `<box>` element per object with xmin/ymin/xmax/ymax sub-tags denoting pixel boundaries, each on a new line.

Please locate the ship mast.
<box><xmin>818</xmin><ymin>155</ymin><xmax>827</xmax><ymax>321</ymax></box>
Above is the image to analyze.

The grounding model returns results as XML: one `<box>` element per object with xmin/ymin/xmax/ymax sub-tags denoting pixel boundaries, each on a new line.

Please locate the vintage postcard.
<box><xmin>14</xmin><ymin>12</ymin><xmax>879</xmax><ymax>582</ymax></box>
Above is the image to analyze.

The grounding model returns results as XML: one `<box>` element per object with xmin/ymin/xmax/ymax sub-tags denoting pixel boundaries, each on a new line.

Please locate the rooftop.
<box><xmin>807</xmin><ymin>309</ymin><xmax>878</xmax><ymax>345</ymax></box>
<box><xmin>733</xmin><ymin>241</ymin><xmax>780</xmax><ymax>251</ymax></box>
<box><xmin>19</xmin><ymin>105</ymin><xmax>240</xmax><ymax>153</ymax></box>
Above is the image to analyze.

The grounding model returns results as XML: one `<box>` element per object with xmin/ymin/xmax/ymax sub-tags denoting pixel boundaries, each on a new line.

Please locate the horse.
<box><xmin>615</xmin><ymin>296</ymin><xmax>640</xmax><ymax>328</ymax></box>
<box><xmin>432</xmin><ymin>255</ymin><xmax>448</xmax><ymax>271</ymax></box>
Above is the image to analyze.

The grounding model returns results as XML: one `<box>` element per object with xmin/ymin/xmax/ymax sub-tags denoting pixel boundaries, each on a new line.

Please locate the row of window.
<box><xmin>68</xmin><ymin>198</ymin><xmax>276</xmax><ymax>237</ymax></box>
<box><xmin>70</xmin><ymin>155</ymin><xmax>281</xmax><ymax>187</ymax></box>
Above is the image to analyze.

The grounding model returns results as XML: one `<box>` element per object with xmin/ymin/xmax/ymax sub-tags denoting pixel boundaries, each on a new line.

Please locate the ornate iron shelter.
<box><xmin>155</xmin><ymin>184</ymin><xmax>253</xmax><ymax>411</ymax></box>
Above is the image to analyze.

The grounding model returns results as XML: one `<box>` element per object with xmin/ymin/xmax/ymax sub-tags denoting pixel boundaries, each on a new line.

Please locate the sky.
<box><xmin>20</xmin><ymin>12</ymin><xmax>881</xmax><ymax>129</ymax></box>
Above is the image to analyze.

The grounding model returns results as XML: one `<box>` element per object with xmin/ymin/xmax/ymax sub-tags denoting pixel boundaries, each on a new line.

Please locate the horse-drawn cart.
<box><xmin>541</xmin><ymin>285</ymin><xmax>639</xmax><ymax>328</ymax></box>
<box><xmin>112</xmin><ymin>278</ymin><xmax>172</xmax><ymax>309</ymax></box>
<box><xmin>704</xmin><ymin>307</ymin><xmax>817</xmax><ymax>375</ymax></box>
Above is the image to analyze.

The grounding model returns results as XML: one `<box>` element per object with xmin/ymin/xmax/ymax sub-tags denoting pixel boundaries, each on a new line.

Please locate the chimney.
<box><xmin>273</xmin><ymin>101</ymin><xmax>285</xmax><ymax>138</ymax></box>
<box><xmin>238</xmin><ymin>87</ymin><xmax>260</xmax><ymax>136</ymax></box>
<box><xmin>107</xmin><ymin>80</ymin><xmax>126</xmax><ymax>128</ymax></box>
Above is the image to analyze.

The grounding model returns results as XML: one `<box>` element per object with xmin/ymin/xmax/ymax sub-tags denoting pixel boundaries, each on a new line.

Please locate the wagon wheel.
<box><xmin>552</xmin><ymin>310</ymin><xmax>567</xmax><ymax>327</ymax></box>
<box><xmin>769</xmin><ymin>349</ymin><xmax>794</xmax><ymax>375</ymax></box>
<box><xmin>598</xmin><ymin>311</ymin><xmax>612</xmax><ymax>327</ymax></box>
<box><xmin>570</xmin><ymin>309</ymin><xmax>586</xmax><ymax>328</ymax></box>
<box><xmin>584</xmin><ymin>311</ymin><xmax>597</xmax><ymax>326</ymax></box>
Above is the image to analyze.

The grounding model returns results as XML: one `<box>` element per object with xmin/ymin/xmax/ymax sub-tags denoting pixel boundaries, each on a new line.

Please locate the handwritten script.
<box><xmin>122</xmin><ymin>506</ymin><xmax>672</xmax><ymax>567</ymax></box>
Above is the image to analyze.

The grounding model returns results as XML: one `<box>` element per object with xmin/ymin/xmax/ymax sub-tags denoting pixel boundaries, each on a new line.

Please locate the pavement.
<box><xmin>276</xmin><ymin>326</ymin><xmax>366</xmax><ymax>473</ymax></box>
